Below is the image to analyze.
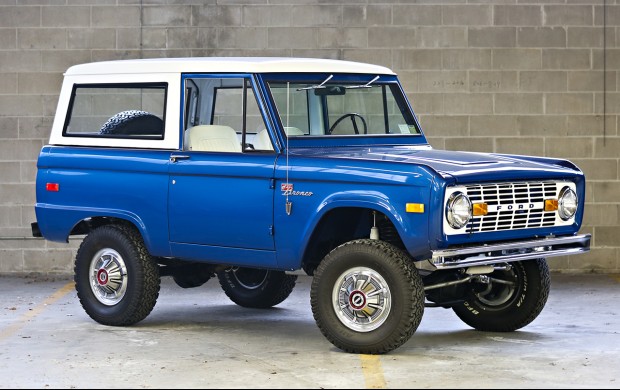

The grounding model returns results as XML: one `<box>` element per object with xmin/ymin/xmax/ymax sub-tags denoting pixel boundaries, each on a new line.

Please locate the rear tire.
<box><xmin>452</xmin><ymin>259</ymin><xmax>550</xmax><ymax>332</ymax></box>
<box><xmin>74</xmin><ymin>224</ymin><xmax>160</xmax><ymax>326</ymax></box>
<box><xmin>311</xmin><ymin>239</ymin><xmax>424</xmax><ymax>354</ymax></box>
<box><xmin>217</xmin><ymin>268</ymin><xmax>297</xmax><ymax>308</ymax></box>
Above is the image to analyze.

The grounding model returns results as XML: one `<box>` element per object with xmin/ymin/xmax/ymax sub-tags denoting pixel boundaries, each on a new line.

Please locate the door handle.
<box><xmin>170</xmin><ymin>155</ymin><xmax>190</xmax><ymax>163</ymax></box>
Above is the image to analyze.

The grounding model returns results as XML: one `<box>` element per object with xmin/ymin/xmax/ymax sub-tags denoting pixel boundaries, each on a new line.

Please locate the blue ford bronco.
<box><xmin>32</xmin><ymin>57</ymin><xmax>590</xmax><ymax>354</ymax></box>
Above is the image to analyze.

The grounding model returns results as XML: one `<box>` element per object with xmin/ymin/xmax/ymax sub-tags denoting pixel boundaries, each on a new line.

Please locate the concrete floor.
<box><xmin>0</xmin><ymin>273</ymin><xmax>618</xmax><ymax>389</ymax></box>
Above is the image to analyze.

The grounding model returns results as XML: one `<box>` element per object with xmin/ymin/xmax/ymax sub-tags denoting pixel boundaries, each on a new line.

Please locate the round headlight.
<box><xmin>558</xmin><ymin>187</ymin><xmax>578</xmax><ymax>221</ymax></box>
<box><xmin>446</xmin><ymin>192</ymin><xmax>472</xmax><ymax>229</ymax></box>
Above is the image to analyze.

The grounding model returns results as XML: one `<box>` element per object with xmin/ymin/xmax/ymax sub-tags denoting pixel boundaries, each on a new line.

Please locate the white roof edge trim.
<box><xmin>65</xmin><ymin>57</ymin><xmax>396</xmax><ymax>76</ymax></box>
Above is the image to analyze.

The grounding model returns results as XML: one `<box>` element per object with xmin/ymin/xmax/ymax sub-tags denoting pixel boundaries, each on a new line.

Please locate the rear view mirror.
<box><xmin>314</xmin><ymin>86</ymin><xmax>346</xmax><ymax>96</ymax></box>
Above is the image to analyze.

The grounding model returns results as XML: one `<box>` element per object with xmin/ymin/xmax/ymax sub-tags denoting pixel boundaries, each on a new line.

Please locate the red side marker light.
<box><xmin>46</xmin><ymin>183</ymin><xmax>60</xmax><ymax>192</ymax></box>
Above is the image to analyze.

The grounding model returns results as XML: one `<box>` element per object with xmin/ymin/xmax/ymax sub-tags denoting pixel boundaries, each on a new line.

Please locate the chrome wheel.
<box><xmin>89</xmin><ymin>248</ymin><xmax>128</xmax><ymax>306</ymax></box>
<box><xmin>332</xmin><ymin>267</ymin><xmax>392</xmax><ymax>333</ymax></box>
<box><xmin>312</xmin><ymin>239</ymin><xmax>425</xmax><ymax>354</ymax></box>
<box><xmin>229</xmin><ymin>268</ymin><xmax>269</xmax><ymax>290</ymax></box>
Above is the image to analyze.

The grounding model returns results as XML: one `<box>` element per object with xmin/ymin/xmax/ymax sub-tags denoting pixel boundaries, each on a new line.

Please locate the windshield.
<box><xmin>265</xmin><ymin>74</ymin><xmax>420</xmax><ymax>138</ymax></box>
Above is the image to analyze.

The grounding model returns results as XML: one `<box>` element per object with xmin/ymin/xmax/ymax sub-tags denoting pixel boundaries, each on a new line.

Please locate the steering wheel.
<box><xmin>328</xmin><ymin>113</ymin><xmax>368</xmax><ymax>135</ymax></box>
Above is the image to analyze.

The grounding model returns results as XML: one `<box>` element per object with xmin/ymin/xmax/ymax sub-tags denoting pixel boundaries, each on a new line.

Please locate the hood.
<box><xmin>290</xmin><ymin>146</ymin><xmax>582</xmax><ymax>183</ymax></box>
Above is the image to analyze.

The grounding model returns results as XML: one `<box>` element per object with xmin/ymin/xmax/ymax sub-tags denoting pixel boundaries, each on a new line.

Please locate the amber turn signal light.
<box><xmin>406</xmin><ymin>203</ymin><xmax>424</xmax><ymax>213</ymax></box>
<box><xmin>472</xmin><ymin>203</ymin><xmax>488</xmax><ymax>216</ymax></box>
<box><xmin>545</xmin><ymin>199</ymin><xmax>559</xmax><ymax>212</ymax></box>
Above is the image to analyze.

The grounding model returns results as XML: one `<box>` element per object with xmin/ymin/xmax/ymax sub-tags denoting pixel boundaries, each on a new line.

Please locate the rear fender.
<box><xmin>34</xmin><ymin>205</ymin><xmax>167</xmax><ymax>256</ymax></box>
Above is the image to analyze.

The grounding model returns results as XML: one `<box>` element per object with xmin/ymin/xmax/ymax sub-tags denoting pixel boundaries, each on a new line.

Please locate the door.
<box><xmin>168</xmin><ymin>75</ymin><xmax>278</xmax><ymax>263</ymax></box>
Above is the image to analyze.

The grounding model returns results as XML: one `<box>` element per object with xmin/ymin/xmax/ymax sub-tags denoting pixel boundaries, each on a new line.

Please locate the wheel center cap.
<box><xmin>349</xmin><ymin>290</ymin><xmax>367</xmax><ymax>311</ymax></box>
<box><xmin>97</xmin><ymin>269</ymin><xmax>108</xmax><ymax>286</ymax></box>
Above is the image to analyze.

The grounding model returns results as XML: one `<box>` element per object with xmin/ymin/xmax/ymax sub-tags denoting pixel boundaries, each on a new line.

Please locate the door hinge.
<box><xmin>268</xmin><ymin>225</ymin><xmax>274</xmax><ymax>236</ymax></box>
<box><xmin>269</xmin><ymin>178</ymin><xmax>276</xmax><ymax>189</ymax></box>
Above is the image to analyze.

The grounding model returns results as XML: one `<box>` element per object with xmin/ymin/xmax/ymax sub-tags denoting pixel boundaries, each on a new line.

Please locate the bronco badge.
<box><xmin>281</xmin><ymin>183</ymin><xmax>313</xmax><ymax>197</ymax></box>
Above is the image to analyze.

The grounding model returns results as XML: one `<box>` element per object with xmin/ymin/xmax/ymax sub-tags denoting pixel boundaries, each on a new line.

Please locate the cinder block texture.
<box><xmin>0</xmin><ymin>1</ymin><xmax>618</xmax><ymax>274</ymax></box>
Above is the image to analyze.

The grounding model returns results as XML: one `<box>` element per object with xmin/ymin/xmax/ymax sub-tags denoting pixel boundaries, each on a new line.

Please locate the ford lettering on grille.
<box><xmin>489</xmin><ymin>202</ymin><xmax>543</xmax><ymax>212</ymax></box>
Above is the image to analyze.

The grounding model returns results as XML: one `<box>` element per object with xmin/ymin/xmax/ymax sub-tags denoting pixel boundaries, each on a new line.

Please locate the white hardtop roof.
<box><xmin>65</xmin><ymin>57</ymin><xmax>395</xmax><ymax>76</ymax></box>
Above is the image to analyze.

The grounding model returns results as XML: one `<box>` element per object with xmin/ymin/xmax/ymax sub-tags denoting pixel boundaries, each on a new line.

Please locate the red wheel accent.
<box><xmin>97</xmin><ymin>269</ymin><xmax>109</xmax><ymax>286</ymax></box>
<box><xmin>348</xmin><ymin>290</ymin><xmax>367</xmax><ymax>311</ymax></box>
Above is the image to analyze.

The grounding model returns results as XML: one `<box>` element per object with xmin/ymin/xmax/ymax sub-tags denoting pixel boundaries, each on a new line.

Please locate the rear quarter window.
<box><xmin>63</xmin><ymin>83</ymin><xmax>167</xmax><ymax>140</ymax></box>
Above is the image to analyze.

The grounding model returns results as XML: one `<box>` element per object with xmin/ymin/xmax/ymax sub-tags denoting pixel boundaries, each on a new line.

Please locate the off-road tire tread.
<box><xmin>74</xmin><ymin>224</ymin><xmax>160</xmax><ymax>326</ymax></box>
<box><xmin>518</xmin><ymin>259</ymin><xmax>551</xmax><ymax>330</ymax></box>
<box><xmin>311</xmin><ymin>239</ymin><xmax>424</xmax><ymax>354</ymax></box>
<box><xmin>453</xmin><ymin>259</ymin><xmax>550</xmax><ymax>332</ymax></box>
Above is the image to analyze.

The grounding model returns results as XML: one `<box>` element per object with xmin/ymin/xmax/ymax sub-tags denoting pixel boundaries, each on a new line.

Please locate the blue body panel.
<box><xmin>34</xmin><ymin>143</ymin><xmax>586</xmax><ymax>271</ymax></box>
<box><xmin>168</xmin><ymin>151</ymin><xmax>278</xmax><ymax>267</ymax></box>
<box><xmin>272</xmin><ymin>153</ymin><xmax>436</xmax><ymax>269</ymax></box>
<box><xmin>35</xmin><ymin>146</ymin><xmax>172</xmax><ymax>257</ymax></box>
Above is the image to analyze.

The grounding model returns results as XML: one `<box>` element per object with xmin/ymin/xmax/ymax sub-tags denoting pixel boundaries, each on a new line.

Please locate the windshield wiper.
<box><xmin>345</xmin><ymin>75</ymin><xmax>380</xmax><ymax>89</ymax></box>
<box><xmin>297</xmin><ymin>75</ymin><xmax>333</xmax><ymax>91</ymax></box>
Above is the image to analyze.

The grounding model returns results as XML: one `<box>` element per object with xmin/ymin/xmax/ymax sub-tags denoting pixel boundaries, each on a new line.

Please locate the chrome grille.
<box><xmin>464</xmin><ymin>181</ymin><xmax>558</xmax><ymax>232</ymax></box>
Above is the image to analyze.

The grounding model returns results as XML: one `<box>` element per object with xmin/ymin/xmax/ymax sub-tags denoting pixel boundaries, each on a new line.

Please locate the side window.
<box><xmin>183</xmin><ymin>77</ymin><xmax>273</xmax><ymax>153</ymax></box>
<box><xmin>64</xmin><ymin>83</ymin><xmax>166</xmax><ymax>139</ymax></box>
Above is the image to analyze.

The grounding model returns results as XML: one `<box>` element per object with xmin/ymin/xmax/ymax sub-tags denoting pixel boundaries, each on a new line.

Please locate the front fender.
<box><xmin>309</xmin><ymin>190</ymin><xmax>411</xmax><ymax>245</ymax></box>
<box><xmin>275</xmin><ymin>187</ymin><xmax>432</xmax><ymax>270</ymax></box>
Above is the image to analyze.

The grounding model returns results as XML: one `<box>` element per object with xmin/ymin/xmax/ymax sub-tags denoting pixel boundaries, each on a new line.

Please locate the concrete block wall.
<box><xmin>0</xmin><ymin>0</ymin><xmax>618</xmax><ymax>274</ymax></box>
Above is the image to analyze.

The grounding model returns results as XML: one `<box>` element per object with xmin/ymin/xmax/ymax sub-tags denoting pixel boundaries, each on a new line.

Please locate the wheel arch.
<box><xmin>299</xmin><ymin>198</ymin><xmax>411</xmax><ymax>275</ymax></box>
<box><xmin>66</xmin><ymin>212</ymin><xmax>155</xmax><ymax>254</ymax></box>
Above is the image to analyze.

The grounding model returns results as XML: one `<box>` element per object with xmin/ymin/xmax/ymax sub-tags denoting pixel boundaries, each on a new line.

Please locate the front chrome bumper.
<box><xmin>430</xmin><ymin>234</ymin><xmax>591</xmax><ymax>270</ymax></box>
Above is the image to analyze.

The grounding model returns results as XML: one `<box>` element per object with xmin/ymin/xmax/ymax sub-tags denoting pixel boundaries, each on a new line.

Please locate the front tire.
<box><xmin>74</xmin><ymin>224</ymin><xmax>160</xmax><ymax>326</ymax></box>
<box><xmin>452</xmin><ymin>259</ymin><xmax>550</xmax><ymax>332</ymax></box>
<box><xmin>217</xmin><ymin>268</ymin><xmax>297</xmax><ymax>308</ymax></box>
<box><xmin>311</xmin><ymin>239</ymin><xmax>424</xmax><ymax>354</ymax></box>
